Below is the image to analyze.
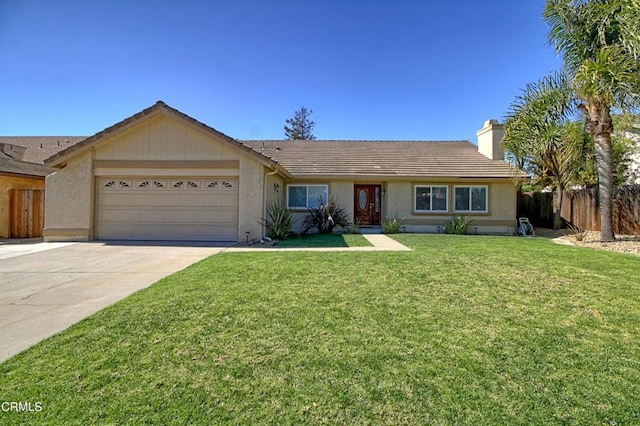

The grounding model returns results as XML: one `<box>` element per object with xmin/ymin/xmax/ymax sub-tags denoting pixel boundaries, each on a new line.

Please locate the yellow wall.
<box><xmin>0</xmin><ymin>175</ymin><xmax>45</xmax><ymax>239</ymax></box>
<box><xmin>386</xmin><ymin>179</ymin><xmax>517</xmax><ymax>233</ymax></box>
<box><xmin>45</xmin><ymin>112</ymin><xmax>273</xmax><ymax>242</ymax></box>
<box><xmin>95</xmin><ymin>115</ymin><xmax>241</xmax><ymax>161</ymax></box>
<box><xmin>285</xmin><ymin>178</ymin><xmax>518</xmax><ymax>234</ymax></box>
<box><xmin>44</xmin><ymin>151</ymin><xmax>93</xmax><ymax>241</ymax></box>
<box><xmin>237</xmin><ymin>159</ymin><xmax>266</xmax><ymax>241</ymax></box>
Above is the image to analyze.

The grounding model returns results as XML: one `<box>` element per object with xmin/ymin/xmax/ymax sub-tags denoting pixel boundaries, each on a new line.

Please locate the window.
<box><xmin>287</xmin><ymin>185</ymin><xmax>328</xmax><ymax>209</ymax></box>
<box><xmin>454</xmin><ymin>186</ymin><xmax>488</xmax><ymax>212</ymax></box>
<box><xmin>415</xmin><ymin>185</ymin><xmax>448</xmax><ymax>212</ymax></box>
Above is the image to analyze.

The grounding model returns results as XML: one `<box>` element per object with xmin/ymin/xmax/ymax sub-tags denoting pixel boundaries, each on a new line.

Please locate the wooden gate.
<box><xmin>9</xmin><ymin>189</ymin><xmax>45</xmax><ymax>238</ymax></box>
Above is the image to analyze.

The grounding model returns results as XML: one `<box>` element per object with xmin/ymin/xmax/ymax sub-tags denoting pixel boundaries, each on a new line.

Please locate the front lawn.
<box><xmin>1</xmin><ymin>235</ymin><xmax>639</xmax><ymax>424</ymax></box>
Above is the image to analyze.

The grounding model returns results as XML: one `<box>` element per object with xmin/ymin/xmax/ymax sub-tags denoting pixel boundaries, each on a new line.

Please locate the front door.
<box><xmin>354</xmin><ymin>185</ymin><xmax>381</xmax><ymax>226</ymax></box>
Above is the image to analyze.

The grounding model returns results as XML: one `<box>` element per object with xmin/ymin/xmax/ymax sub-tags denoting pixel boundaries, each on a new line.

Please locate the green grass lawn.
<box><xmin>2</xmin><ymin>235</ymin><xmax>640</xmax><ymax>424</ymax></box>
<box><xmin>275</xmin><ymin>233</ymin><xmax>371</xmax><ymax>247</ymax></box>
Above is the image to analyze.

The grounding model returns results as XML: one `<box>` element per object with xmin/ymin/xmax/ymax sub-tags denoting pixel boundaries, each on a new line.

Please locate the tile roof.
<box><xmin>1</xmin><ymin>103</ymin><xmax>519</xmax><ymax>180</ymax></box>
<box><xmin>241</xmin><ymin>140</ymin><xmax>518</xmax><ymax>179</ymax></box>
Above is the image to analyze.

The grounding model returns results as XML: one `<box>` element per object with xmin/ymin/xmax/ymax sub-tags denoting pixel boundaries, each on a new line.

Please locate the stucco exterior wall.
<box><xmin>44</xmin><ymin>151</ymin><xmax>93</xmax><ymax>241</ymax></box>
<box><xmin>282</xmin><ymin>179</ymin><xmax>517</xmax><ymax>235</ymax></box>
<box><xmin>0</xmin><ymin>175</ymin><xmax>45</xmax><ymax>239</ymax></box>
<box><xmin>385</xmin><ymin>181</ymin><xmax>412</xmax><ymax>220</ymax></box>
<box><xmin>237</xmin><ymin>159</ymin><xmax>265</xmax><ymax>241</ymax></box>
<box><xmin>330</xmin><ymin>181</ymin><xmax>355</xmax><ymax>220</ymax></box>
<box><xmin>387</xmin><ymin>179</ymin><xmax>518</xmax><ymax>234</ymax></box>
<box><xmin>265</xmin><ymin>173</ymin><xmax>285</xmax><ymax>207</ymax></box>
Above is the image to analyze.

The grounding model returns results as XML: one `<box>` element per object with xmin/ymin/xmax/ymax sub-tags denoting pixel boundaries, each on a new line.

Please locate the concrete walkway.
<box><xmin>223</xmin><ymin>234</ymin><xmax>412</xmax><ymax>252</ymax></box>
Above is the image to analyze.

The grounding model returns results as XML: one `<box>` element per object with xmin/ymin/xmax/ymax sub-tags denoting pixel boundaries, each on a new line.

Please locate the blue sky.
<box><xmin>0</xmin><ymin>0</ymin><xmax>561</xmax><ymax>142</ymax></box>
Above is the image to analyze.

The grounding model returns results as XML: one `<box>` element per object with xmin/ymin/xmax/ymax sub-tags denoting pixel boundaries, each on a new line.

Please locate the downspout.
<box><xmin>262</xmin><ymin>167</ymin><xmax>280</xmax><ymax>239</ymax></box>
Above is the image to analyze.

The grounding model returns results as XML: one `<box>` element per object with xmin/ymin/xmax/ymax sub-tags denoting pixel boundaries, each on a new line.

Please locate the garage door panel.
<box><xmin>97</xmin><ymin>177</ymin><xmax>238</xmax><ymax>241</ymax></box>
<box><xmin>204</xmin><ymin>194</ymin><xmax>238</xmax><ymax>207</ymax></box>
<box><xmin>100</xmin><ymin>194</ymin><xmax>136</xmax><ymax>206</ymax></box>
<box><xmin>149</xmin><ymin>211</ymin><xmax>171</xmax><ymax>222</ymax></box>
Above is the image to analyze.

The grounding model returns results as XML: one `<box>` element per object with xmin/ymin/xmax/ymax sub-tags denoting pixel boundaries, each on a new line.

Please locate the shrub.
<box><xmin>444</xmin><ymin>216</ymin><xmax>473</xmax><ymax>235</ymax></box>
<box><xmin>567</xmin><ymin>223</ymin><xmax>587</xmax><ymax>241</ymax></box>
<box><xmin>382</xmin><ymin>216</ymin><xmax>404</xmax><ymax>234</ymax></box>
<box><xmin>302</xmin><ymin>197</ymin><xmax>350</xmax><ymax>234</ymax></box>
<box><xmin>343</xmin><ymin>219</ymin><xmax>362</xmax><ymax>234</ymax></box>
<box><xmin>260</xmin><ymin>200</ymin><xmax>294</xmax><ymax>240</ymax></box>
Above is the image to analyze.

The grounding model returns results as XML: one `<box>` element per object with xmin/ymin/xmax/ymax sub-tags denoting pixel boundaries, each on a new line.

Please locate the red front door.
<box><xmin>354</xmin><ymin>185</ymin><xmax>381</xmax><ymax>226</ymax></box>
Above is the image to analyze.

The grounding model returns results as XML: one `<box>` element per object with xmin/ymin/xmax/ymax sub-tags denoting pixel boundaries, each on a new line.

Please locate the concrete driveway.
<box><xmin>0</xmin><ymin>241</ymin><xmax>230</xmax><ymax>363</ymax></box>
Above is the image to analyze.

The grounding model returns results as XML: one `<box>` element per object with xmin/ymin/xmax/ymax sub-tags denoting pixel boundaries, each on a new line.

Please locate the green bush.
<box><xmin>260</xmin><ymin>200</ymin><xmax>294</xmax><ymax>240</ymax></box>
<box><xmin>382</xmin><ymin>216</ymin><xmax>404</xmax><ymax>234</ymax></box>
<box><xmin>444</xmin><ymin>216</ymin><xmax>473</xmax><ymax>235</ymax></box>
<box><xmin>302</xmin><ymin>197</ymin><xmax>350</xmax><ymax>234</ymax></box>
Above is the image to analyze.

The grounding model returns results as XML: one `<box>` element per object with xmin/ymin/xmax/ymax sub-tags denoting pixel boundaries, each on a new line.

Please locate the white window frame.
<box><xmin>414</xmin><ymin>185</ymin><xmax>448</xmax><ymax>213</ymax></box>
<box><xmin>286</xmin><ymin>184</ymin><xmax>329</xmax><ymax>209</ymax></box>
<box><xmin>454</xmin><ymin>185</ymin><xmax>488</xmax><ymax>213</ymax></box>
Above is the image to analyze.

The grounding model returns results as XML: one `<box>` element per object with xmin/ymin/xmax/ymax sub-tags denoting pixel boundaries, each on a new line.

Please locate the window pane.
<box><xmin>432</xmin><ymin>187</ymin><xmax>447</xmax><ymax>211</ymax></box>
<box><xmin>415</xmin><ymin>187</ymin><xmax>430</xmax><ymax>211</ymax></box>
<box><xmin>307</xmin><ymin>186</ymin><xmax>327</xmax><ymax>208</ymax></box>
<box><xmin>455</xmin><ymin>187</ymin><xmax>470</xmax><ymax>211</ymax></box>
<box><xmin>471</xmin><ymin>187</ymin><xmax>487</xmax><ymax>211</ymax></box>
<box><xmin>288</xmin><ymin>186</ymin><xmax>307</xmax><ymax>208</ymax></box>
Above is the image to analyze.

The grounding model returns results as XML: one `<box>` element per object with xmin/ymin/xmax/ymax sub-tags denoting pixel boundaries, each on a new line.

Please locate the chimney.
<box><xmin>476</xmin><ymin>119</ymin><xmax>504</xmax><ymax>160</ymax></box>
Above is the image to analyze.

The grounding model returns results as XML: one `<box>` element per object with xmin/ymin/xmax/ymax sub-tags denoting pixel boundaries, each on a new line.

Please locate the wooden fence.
<box><xmin>518</xmin><ymin>185</ymin><xmax>640</xmax><ymax>234</ymax></box>
<box><xmin>9</xmin><ymin>189</ymin><xmax>45</xmax><ymax>238</ymax></box>
<box><xmin>517</xmin><ymin>191</ymin><xmax>555</xmax><ymax>229</ymax></box>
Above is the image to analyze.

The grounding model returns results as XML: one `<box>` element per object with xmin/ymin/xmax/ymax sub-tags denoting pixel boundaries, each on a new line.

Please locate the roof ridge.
<box><xmin>241</xmin><ymin>139</ymin><xmax>473</xmax><ymax>143</ymax></box>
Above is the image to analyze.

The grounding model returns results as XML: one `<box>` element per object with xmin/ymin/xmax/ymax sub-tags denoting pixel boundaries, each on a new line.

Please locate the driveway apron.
<box><xmin>0</xmin><ymin>241</ymin><xmax>229</xmax><ymax>363</ymax></box>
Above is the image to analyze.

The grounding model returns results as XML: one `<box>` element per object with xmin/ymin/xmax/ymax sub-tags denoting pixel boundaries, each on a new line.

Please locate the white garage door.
<box><xmin>97</xmin><ymin>177</ymin><xmax>238</xmax><ymax>241</ymax></box>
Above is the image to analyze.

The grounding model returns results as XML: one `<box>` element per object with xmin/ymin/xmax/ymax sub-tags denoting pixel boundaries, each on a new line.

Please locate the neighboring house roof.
<box><xmin>241</xmin><ymin>140</ymin><xmax>517</xmax><ymax>179</ymax></box>
<box><xmin>0</xmin><ymin>157</ymin><xmax>54</xmax><ymax>178</ymax></box>
<box><xmin>0</xmin><ymin>137</ymin><xmax>84</xmax><ymax>177</ymax></box>
<box><xmin>0</xmin><ymin>137</ymin><xmax>85</xmax><ymax>164</ymax></box>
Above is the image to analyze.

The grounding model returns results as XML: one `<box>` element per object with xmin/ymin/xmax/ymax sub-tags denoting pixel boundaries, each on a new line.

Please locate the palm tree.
<box><xmin>504</xmin><ymin>72</ymin><xmax>590</xmax><ymax>229</ymax></box>
<box><xmin>544</xmin><ymin>0</ymin><xmax>640</xmax><ymax>241</ymax></box>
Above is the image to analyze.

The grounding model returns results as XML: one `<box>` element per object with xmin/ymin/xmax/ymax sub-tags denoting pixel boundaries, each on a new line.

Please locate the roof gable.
<box><xmin>45</xmin><ymin>101</ymin><xmax>278</xmax><ymax>169</ymax></box>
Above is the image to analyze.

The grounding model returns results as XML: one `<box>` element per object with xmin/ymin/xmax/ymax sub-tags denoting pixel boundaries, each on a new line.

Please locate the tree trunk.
<box><xmin>589</xmin><ymin>106</ymin><xmax>616</xmax><ymax>242</ymax></box>
<box><xmin>554</xmin><ymin>185</ymin><xmax>564</xmax><ymax>231</ymax></box>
